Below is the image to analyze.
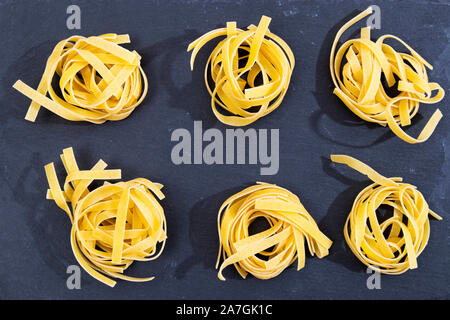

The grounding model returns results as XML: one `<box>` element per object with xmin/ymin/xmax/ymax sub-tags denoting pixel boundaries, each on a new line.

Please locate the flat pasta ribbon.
<box><xmin>216</xmin><ymin>182</ymin><xmax>332</xmax><ymax>280</ymax></box>
<box><xmin>188</xmin><ymin>16</ymin><xmax>295</xmax><ymax>126</ymax></box>
<box><xmin>45</xmin><ymin>147</ymin><xmax>166</xmax><ymax>287</ymax></box>
<box><xmin>331</xmin><ymin>154</ymin><xmax>442</xmax><ymax>274</ymax></box>
<box><xmin>330</xmin><ymin>7</ymin><xmax>445</xmax><ymax>143</ymax></box>
<box><xmin>13</xmin><ymin>33</ymin><xmax>148</xmax><ymax>124</ymax></box>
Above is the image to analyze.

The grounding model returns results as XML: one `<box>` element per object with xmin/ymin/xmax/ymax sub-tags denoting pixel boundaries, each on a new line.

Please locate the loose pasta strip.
<box><xmin>188</xmin><ymin>16</ymin><xmax>295</xmax><ymax>126</ymax></box>
<box><xmin>331</xmin><ymin>154</ymin><xmax>442</xmax><ymax>274</ymax></box>
<box><xmin>330</xmin><ymin>7</ymin><xmax>445</xmax><ymax>143</ymax></box>
<box><xmin>45</xmin><ymin>147</ymin><xmax>166</xmax><ymax>287</ymax></box>
<box><xmin>13</xmin><ymin>34</ymin><xmax>148</xmax><ymax>124</ymax></box>
<box><xmin>216</xmin><ymin>182</ymin><xmax>332</xmax><ymax>280</ymax></box>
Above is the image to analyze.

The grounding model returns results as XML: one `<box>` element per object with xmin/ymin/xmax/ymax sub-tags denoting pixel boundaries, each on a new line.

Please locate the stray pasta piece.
<box><xmin>188</xmin><ymin>16</ymin><xmax>295</xmax><ymax>126</ymax></box>
<box><xmin>331</xmin><ymin>154</ymin><xmax>442</xmax><ymax>274</ymax></box>
<box><xmin>13</xmin><ymin>34</ymin><xmax>148</xmax><ymax>123</ymax></box>
<box><xmin>216</xmin><ymin>182</ymin><xmax>332</xmax><ymax>280</ymax></box>
<box><xmin>45</xmin><ymin>147</ymin><xmax>166</xmax><ymax>287</ymax></box>
<box><xmin>330</xmin><ymin>7</ymin><xmax>445</xmax><ymax>143</ymax></box>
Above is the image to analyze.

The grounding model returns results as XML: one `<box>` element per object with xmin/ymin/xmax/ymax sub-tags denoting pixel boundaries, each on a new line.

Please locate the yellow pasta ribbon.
<box><xmin>330</xmin><ymin>7</ymin><xmax>445</xmax><ymax>143</ymax></box>
<box><xmin>216</xmin><ymin>182</ymin><xmax>332</xmax><ymax>280</ymax></box>
<box><xmin>45</xmin><ymin>147</ymin><xmax>166</xmax><ymax>287</ymax></box>
<box><xmin>331</xmin><ymin>154</ymin><xmax>442</xmax><ymax>274</ymax></box>
<box><xmin>188</xmin><ymin>16</ymin><xmax>295</xmax><ymax>126</ymax></box>
<box><xmin>13</xmin><ymin>34</ymin><xmax>148</xmax><ymax>124</ymax></box>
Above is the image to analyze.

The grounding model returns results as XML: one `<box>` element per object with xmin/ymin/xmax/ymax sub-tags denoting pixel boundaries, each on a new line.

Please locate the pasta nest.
<box><xmin>331</xmin><ymin>155</ymin><xmax>442</xmax><ymax>274</ymax></box>
<box><xmin>216</xmin><ymin>183</ymin><xmax>332</xmax><ymax>280</ymax></box>
<box><xmin>330</xmin><ymin>7</ymin><xmax>445</xmax><ymax>143</ymax></box>
<box><xmin>45</xmin><ymin>148</ymin><xmax>166</xmax><ymax>287</ymax></box>
<box><xmin>13</xmin><ymin>34</ymin><xmax>148</xmax><ymax>124</ymax></box>
<box><xmin>188</xmin><ymin>16</ymin><xmax>295</xmax><ymax>126</ymax></box>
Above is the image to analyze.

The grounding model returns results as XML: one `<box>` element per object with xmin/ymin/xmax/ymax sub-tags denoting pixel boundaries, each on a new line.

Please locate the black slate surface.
<box><xmin>0</xmin><ymin>0</ymin><xmax>449</xmax><ymax>300</ymax></box>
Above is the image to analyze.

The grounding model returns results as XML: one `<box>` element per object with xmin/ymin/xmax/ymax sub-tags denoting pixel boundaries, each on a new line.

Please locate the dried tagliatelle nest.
<box><xmin>331</xmin><ymin>154</ymin><xmax>442</xmax><ymax>274</ymax></box>
<box><xmin>13</xmin><ymin>34</ymin><xmax>148</xmax><ymax>124</ymax></box>
<box><xmin>188</xmin><ymin>16</ymin><xmax>295</xmax><ymax>126</ymax></box>
<box><xmin>330</xmin><ymin>7</ymin><xmax>445</xmax><ymax>143</ymax></box>
<box><xmin>216</xmin><ymin>182</ymin><xmax>332</xmax><ymax>280</ymax></box>
<box><xmin>45</xmin><ymin>147</ymin><xmax>166</xmax><ymax>287</ymax></box>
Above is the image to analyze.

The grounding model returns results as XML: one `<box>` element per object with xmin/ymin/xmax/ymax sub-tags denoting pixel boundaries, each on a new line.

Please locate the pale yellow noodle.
<box><xmin>188</xmin><ymin>16</ymin><xmax>295</xmax><ymax>126</ymax></box>
<box><xmin>45</xmin><ymin>147</ymin><xmax>166</xmax><ymax>287</ymax></box>
<box><xmin>330</xmin><ymin>7</ymin><xmax>445</xmax><ymax>143</ymax></box>
<box><xmin>13</xmin><ymin>34</ymin><xmax>148</xmax><ymax>124</ymax></box>
<box><xmin>216</xmin><ymin>182</ymin><xmax>332</xmax><ymax>280</ymax></box>
<box><xmin>331</xmin><ymin>154</ymin><xmax>442</xmax><ymax>274</ymax></box>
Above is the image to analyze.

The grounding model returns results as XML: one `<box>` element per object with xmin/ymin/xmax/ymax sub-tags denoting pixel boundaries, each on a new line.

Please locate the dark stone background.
<box><xmin>0</xmin><ymin>0</ymin><xmax>448</xmax><ymax>299</ymax></box>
